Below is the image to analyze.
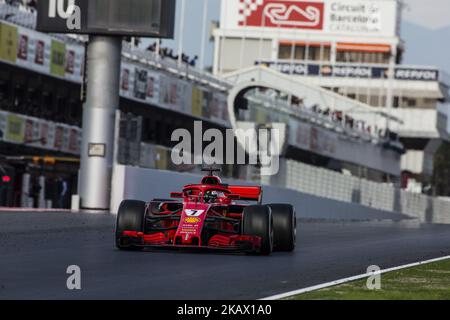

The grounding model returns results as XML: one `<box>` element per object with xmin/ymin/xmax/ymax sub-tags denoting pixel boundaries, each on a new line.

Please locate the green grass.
<box><xmin>288</xmin><ymin>258</ymin><xmax>450</xmax><ymax>300</ymax></box>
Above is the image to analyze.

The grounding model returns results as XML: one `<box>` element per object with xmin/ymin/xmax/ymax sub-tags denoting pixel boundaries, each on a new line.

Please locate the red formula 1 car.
<box><xmin>115</xmin><ymin>169</ymin><xmax>296</xmax><ymax>255</ymax></box>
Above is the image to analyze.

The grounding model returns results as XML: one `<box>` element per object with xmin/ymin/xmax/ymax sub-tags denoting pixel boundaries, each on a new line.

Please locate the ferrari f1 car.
<box><xmin>115</xmin><ymin>169</ymin><xmax>296</xmax><ymax>255</ymax></box>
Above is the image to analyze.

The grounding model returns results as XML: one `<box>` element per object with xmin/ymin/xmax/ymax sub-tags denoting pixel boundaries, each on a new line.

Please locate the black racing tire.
<box><xmin>269</xmin><ymin>204</ymin><xmax>296</xmax><ymax>252</ymax></box>
<box><xmin>115</xmin><ymin>200</ymin><xmax>146</xmax><ymax>250</ymax></box>
<box><xmin>242</xmin><ymin>205</ymin><xmax>273</xmax><ymax>255</ymax></box>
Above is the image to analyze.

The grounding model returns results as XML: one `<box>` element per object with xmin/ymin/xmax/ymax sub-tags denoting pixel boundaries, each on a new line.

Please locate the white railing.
<box><xmin>245</xmin><ymin>90</ymin><xmax>381</xmax><ymax>144</ymax></box>
<box><xmin>0</xmin><ymin>0</ymin><xmax>36</xmax><ymax>29</ymax></box>
<box><xmin>122</xmin><ymin>42</ymin><xmax>231</xmax><ymax>92</ymax></box>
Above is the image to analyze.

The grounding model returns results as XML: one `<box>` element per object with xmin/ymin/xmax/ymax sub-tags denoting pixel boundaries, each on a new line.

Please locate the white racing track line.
<box><xmin>260</xmin><ymin>255</ymin><xmax>450</xmax><ymax>300</ymax></box>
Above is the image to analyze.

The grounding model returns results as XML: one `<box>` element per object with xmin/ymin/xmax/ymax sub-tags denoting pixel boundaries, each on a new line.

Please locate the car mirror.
<box><xmin>170</xmin><ymin>192</ymin><xmax>183</xmax><ymax>199</ymax></box>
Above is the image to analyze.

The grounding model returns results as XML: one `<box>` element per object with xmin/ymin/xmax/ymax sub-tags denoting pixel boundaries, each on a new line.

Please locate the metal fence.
<box><xmin>0</xmin><ymin>1</ymin><xmax>36</xmax><ymax>29</ymax></box>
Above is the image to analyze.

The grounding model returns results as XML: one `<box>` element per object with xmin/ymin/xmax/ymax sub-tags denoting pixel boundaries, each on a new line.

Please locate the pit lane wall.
<box><xmin>111</xmin><ymin>165</ymin><xmax>409</xmax><ymax>222</ymax></box>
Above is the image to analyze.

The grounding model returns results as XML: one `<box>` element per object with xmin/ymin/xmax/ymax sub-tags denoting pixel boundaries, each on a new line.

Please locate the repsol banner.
<box><xmin>256</xmin><ymin>61</ymin><xmax>440</xmax><ymax>81</ymax></box>
<box><xmin>394</xmin><ymin>68</ymin><xmax>440</xmax><ymax>81</ymax></box>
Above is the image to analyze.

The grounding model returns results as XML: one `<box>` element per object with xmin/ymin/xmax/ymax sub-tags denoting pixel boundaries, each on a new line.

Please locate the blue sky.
<box><xmin>142</xmin><ymin>0</ymin><xmax>450</xmax><ymax>72</ymax></box>
<box><xmin>402</xmin><ymin>0</ymin><xmax>450</xmax><ymax>30</ymax></box>
<box><xmin>142</xmin><ymin>0</ymin><xmax>221</xmax><ymax>69</ymax></box>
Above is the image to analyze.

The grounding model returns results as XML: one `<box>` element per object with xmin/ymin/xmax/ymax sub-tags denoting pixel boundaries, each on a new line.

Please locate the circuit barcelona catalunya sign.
<box><xmin>229</xmin><ymin>0</ymin><xmax>398</xmax><ymax>37</ymax></box>
<box><xmin>238</xmin><ymin>0</ymin><xmax>324</xmax><ymax>30</ymax></box>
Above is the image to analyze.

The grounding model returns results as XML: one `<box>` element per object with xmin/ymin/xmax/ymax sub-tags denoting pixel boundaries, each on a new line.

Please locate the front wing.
<box><xmin>118</xmin><ymin>231</ymin><xmax>262</xmax><ymax>253</ymax></box>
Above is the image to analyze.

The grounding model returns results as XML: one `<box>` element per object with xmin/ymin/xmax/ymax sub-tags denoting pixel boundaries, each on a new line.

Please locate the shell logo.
<box><xmin>185</xmin><ymin>217</ymin><xmax>201</xmax><ymax>224</ymax></box>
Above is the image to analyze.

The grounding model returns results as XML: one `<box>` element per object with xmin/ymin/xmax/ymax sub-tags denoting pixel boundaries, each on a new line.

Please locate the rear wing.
<box><xmin>228</xmin><ymin>186</ymin><xmax>262</xmax><ymax>203</ymax></box>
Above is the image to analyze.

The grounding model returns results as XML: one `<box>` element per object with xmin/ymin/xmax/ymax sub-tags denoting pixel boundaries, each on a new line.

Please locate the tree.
<box><xmin>432</xmin><ymin>142</ymin><xmax>450</xmax><ymax>196</ymax></box>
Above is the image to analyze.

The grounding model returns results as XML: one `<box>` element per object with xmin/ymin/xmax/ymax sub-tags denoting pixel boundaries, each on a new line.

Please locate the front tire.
<box><xmin>242</xmin><ymin>205</ymin><xmax>273</xmax><ymax>255</ymax></box>
<box><xmin>115</xmin><ymin>200</ymin><xmax>146</xmax><ymax>250</ymax></box>
<box><xmin>269</xmin><ymin>204</ymin><xmax>296</xmax><ymax>252</ymax></box>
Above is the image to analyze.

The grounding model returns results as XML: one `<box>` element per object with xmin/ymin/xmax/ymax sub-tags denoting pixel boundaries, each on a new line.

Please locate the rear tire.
<box><xmin>115</xmin><ymin>200</ymin><xmax>146</xmax><ymax>250</ymax></box>
<box><xmin>242</xmin><ymin>205</ymin><xmax>273</xmax><ymax>255</ymax></box>
<box><xmin>269</xmin><ymin>204</ymin><xmax>296</xmax><ymax>252</ymax></box>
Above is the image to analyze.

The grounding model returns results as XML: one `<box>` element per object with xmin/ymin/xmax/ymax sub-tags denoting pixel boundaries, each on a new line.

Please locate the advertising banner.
<box><xmin>5</xmin><ymin>114</ymin><xmax>25</xmax><ymax>144</ymax></box>
<box><xmin>24</xmin><ymin>118</ymin><xmax>37</xmax><ymax>144</ymax></box>
<box><xmin>120</xmin><ymin>63</ymin><xmax>132</xmax><ymax>98</ymax></box>
<box><xmin>0</xmin><ymin>112</ymin><xmax>7</xmax><ymax>140</ymax></box>
<box><xmin>34</xmin><ymin>39</ymin><xmax>46</xmax><ymax>66</ymax></box>
<box><xmin>208</xmin><ymin>93</ymin><xmax>223</xmax><ymax>123</ymax></box>
<box><xmin>191</xmin><ymin>87</ymin><xmax>204</xmax><ymax>118</ymax></box>
<box><xmin>154</xmin><ymin>146</ymin><xmax>169</xmax><ymax>170</ymax></box>
<box><xmin>327</xmin><ymin>0</ymin><xmax>384</xmax><ymax>35</ymax></box>
<box><xmin>64</xmin><ymin>43</ymin><xmax>84</xmax><ymax>82</ymax></box>
<box><xmin>11</xmin><ymin>26</ymin><xmax>53</xmax><ymax>77</ymax></box>
<box><xmin>257</xmin><ymin>61</ymin><xmax>440</xmax><ymax>82</ymax></box>
<box><xmin>238</xmin><ymin>0</ymin><xmax>325</xmax><ymax>30</ymax></box>
<box><xmin>289</xmin><ymin>119</ymin><xmax>337</xmax><ymax>157</ymax></box>
<box><xmin>223</xmin><ymin>0</ymin><xmax>398</xmax><ymax>37</ymax></box>
<box><xmin>17</xmin><ymin>34</ymin><xmax>29</xmax><ymax>61</ymax></box>
<box><xmin>146</xmin><ymin>73</ymin><xmax>157</xmax><ymax>101</ymax></box>
<box><xmin>0</xmin><ymin>111</ymin><xmax>81</xmax><ymax>155</ymax></box>
<box><xmin>0</xmin><ymin>23</ymin><xmax>230</xmax><ymax>128</ymax></box>
<box><xmin>291</xmin><ymin>120</ymin><xmax>311</xmax><ymax>151</ymax></box>
<box><xmin>139</xmin><ymin>143</ymin><xmax>157</xmax><ymax>169</ymax></box>
<box><xmin>50</xmin><ymin>39</ymin><xmax>66</xmax><ymax>77</ymax></box>
<box><xmin>120</xmin><ymin>64</ymin><xmax>161</xmax><ymax>106</ymax></box>
<box><xmin>134</xmin><ymin>68</ymin><xmax>148</xmax><ymax>100</ymax></box>
<box><xmin>68</xmin><ymin>128</ymin><xmax>81</xmax><ymax>154</ymax></box>
<box><xmin>0</xmin><ymin>22</ymin><xmax>18</xmax><ymax>63</ymax></box>
<box><xmin>159</xmin><ymin>75</ymin><xmax>191</xmax><ymax>114</ymax></box>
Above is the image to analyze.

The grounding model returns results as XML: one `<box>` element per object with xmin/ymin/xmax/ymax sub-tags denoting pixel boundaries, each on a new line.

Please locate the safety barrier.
<box><xmin>110</xmin><ymin>164</ymin><xmax>410</xmax><ymax>222</ymax></box>
<box><xmin>113</xmin><ymin>138</ymin><xmax>450</xmax><ymax>223</ymax></box>
<box><xmin>273</xmin><ymin>160</ymin><xmax>450</xmax><ymax>224</ymax></box>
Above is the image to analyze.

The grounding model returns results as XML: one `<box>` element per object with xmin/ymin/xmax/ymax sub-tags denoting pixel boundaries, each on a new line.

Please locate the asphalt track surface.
<box><xmin>1</xmin><ymin>211</ymin><xmax>450</xmax><ymax>300</ymax></box>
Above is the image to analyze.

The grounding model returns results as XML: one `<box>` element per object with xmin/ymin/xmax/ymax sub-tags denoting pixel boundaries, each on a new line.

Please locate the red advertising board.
<box><xmin>238</xmin><ymin>0</ymin><xmax>324</xmax><ymax>30</ymax></box>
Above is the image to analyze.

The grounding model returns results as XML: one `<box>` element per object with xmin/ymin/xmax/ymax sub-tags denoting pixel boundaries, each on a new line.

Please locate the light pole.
<box><xmin>385</xmin><ymin>46</ymin><xmax>397</xmax><ymax>132</ymax></box>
